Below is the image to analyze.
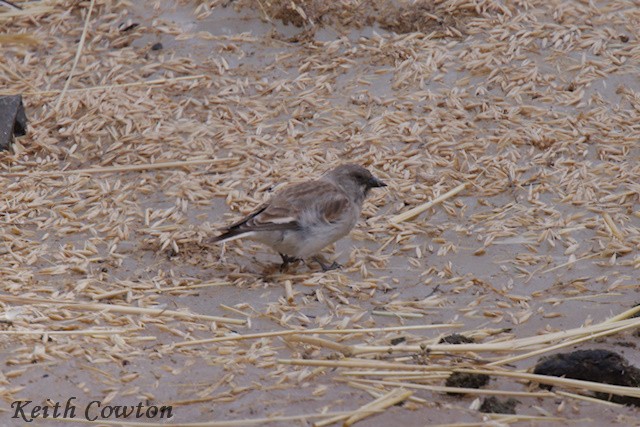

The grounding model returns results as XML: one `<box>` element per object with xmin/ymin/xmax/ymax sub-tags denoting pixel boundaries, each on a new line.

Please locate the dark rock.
<box><xmin>390</xmin><ymin>336</ymin><xmax>406</xmax><ymax>345</ymax></box>
<box><xmin>479</xmin><ymin>396</ymin><xmax>519</xmax><ymax>414</ymax></box>
<box><xmin>119</xmin><ymin>22</ymin><xmax>139</xmax><ymax>32</ymax></box>
<box><xmin>0</xmin><ymin>95</ymin><xmax>27</xmax><ymax>150</ymax></box>
<box><xmin>151</xmin><ymin>42</ymin><xmax>163</xmax><ymax>51</ymax></box>
<box><xmin>439</xmin><ymin>333</ymin><xmax>474</xmax><ymax>344</ymax></box>
<box><xmin>445</xmin><ymin>372</ymin><xmax>490</xmax><ymax>395</ymax></box>
<box><xmin>533</xmin><ymin>349</ymin><xmax>640</xmax><ymax>406</ymax></box>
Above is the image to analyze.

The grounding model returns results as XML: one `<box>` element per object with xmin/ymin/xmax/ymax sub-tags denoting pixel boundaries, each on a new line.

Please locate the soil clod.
<box><xmin>439</xmin><ymin>334</ymin><xmax>474</xmax><ymax>344</ymax></box>
<box><xmin>533</xmin><ymin>349</ymin><xmax>640</xmax><ymax>406</ymax></box>
<box><xmin>445</xmin><ymin>372</ymin><xmax>490</xmax><ymax>395</ymax></box>
<box><xmin>479</xmin><ymin>396</ymin><xmax>519</xmax><ymax>414</ymax></box>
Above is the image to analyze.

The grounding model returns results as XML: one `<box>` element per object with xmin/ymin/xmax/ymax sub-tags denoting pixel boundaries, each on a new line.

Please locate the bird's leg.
<box><xmin>279</xmin><ymin>254</ymin><xmax>300</xmax><ymax>271</ymax></box>
<box><xmin>312</xmin><ymin>256</ymin><xmax>342</xmax><ymax>272</ymax></box>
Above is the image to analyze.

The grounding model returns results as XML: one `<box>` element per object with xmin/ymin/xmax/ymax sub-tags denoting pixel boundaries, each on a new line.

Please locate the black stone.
<box><xmin>439</xmin><ymin>334</ymin><xmax>474</xmax><ymax>344</ymax></box>
<box><xmin>533</xmin><ymin>349</ymin><xmax>640</xmax><ymax>406</ymax></box>
<box><xmin>445</xmin><ymin>372</ymin><xmax>490</xmax><ymax>395</ymax></box>
<box><xmin>479</xmin><ymin>396</ymin><xmax>519</xmax><ymax>414</ymax></box>
<box><xmin>0</xmin><ymin>95</ymin><xmax>27</xmax><ymax>150</ymax></box>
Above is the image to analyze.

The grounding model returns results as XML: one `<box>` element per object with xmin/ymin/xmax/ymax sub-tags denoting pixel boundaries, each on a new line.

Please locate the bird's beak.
<box><xmin>369</xmin><ymin>177</ymin><xmax>387</xmax><ymax>188</ymax></box>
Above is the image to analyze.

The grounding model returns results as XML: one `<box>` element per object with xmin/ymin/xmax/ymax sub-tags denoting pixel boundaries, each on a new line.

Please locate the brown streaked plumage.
<box><xmin>212</xmin><ymin>164</ymin><xmax>386</xmax><ymax>271</ymax></box>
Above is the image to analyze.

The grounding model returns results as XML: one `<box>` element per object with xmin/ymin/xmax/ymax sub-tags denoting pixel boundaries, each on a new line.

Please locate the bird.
<box><xmin>212</xmin><ymin>164</ymin><xmax>387</xmax><ymax>271</ymax></box>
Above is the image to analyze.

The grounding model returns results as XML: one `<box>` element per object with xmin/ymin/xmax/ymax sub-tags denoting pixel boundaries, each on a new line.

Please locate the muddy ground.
<box><xmin>1</xmin><ymin>0</ymin><xmax>640</xmax><ymax>426</ymax></box>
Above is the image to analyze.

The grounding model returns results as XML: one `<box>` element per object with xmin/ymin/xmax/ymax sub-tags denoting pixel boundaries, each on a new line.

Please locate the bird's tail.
<box><xmin>210</xmin><ymin>229</ymin><xmax>255</xmax><ymax>244</ymax></box>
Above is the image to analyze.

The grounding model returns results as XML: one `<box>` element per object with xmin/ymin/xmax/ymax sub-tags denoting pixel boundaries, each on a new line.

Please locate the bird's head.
<box><xmin>325</xmin><ymin>164</ymin><xmax>387</xmax><ymax>202</ymax></box>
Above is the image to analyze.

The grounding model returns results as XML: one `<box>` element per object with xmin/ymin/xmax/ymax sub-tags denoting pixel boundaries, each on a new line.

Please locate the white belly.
<box><xmin>250</xmin><ymin>212</ymin><xmax>358</xmax><ymax>258</ymax></box>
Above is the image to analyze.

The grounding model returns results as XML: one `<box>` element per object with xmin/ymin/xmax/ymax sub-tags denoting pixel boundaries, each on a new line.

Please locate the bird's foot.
<box><xmin>313</xmin><ymin>256</ymin><xmax>342</xmax><ymax>272</ymax></box>
<box><xmin>279</xmin><ymin>254</ymin><xmax>301</xmax><ymax>272</ymax></box>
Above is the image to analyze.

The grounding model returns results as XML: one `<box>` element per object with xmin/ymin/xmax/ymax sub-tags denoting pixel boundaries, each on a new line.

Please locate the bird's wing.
<box><xmin>313</xmin><ymin>186</ymin><xmax>352</xmax><ymax>224</ymax></box>
<box><xmin>222</xmin><ymin>180</ymin><xmax>350</xmax><ymax>233</ymax></box>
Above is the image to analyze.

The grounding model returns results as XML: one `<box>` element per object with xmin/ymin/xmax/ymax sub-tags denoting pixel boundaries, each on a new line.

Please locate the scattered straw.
<box><xmin>51</xmin><ymin>411</ymin><xmax>372</xmax><ymax>426</ymax></box>
<box><xmin>173</xmin><ymin>323</ymin><xmax>462</xmax><ymax>347</ymax></box>
<box><xmin>488</xmin><ymin>318</ymin><xmax>640</xmax><ymax>366</ymax></box>
<box><xmin>314</xmin><ymin>388</ymin><xmax>412</xmax><ymax>427</ymax></box>
<box><xmin>0</xmin><ymin>328</ymin><xmax>132</xmax><ymax>335</ymax></box>
<box><xmin>0</xmin><ymin>295</ymin><xmax>246</xmax><ymax>325</ymax></box>
<box><xmin>284</xmin><ymin>279</ymin><xmax>294</xmax><ymax>302</ymax></box>
<box><xmin>0</xmin><ymin>158</ymin><xmax>241</xmax><ymax>177</ymax></box>
<box><xmin>54</xmin><ymin>0</ymin><xmax>96</xmax><ymax>110</ymax></box>
<box><xmin>350</xmin><ymin>378</ymin><xmax>555</xmax><ymax>398</ymax></box>
<box><xmin>389</xmin><ymin>183</ymin><xmax>467</xmax><ymax>223</ymax></box>
<box><xmin>0</xmin><ymin>3</ymin><xmax>53</xmax><ymax>19</ymax></box>
<box><xmin>456</xmin><ymin>368</ymin><xmax>640</xmax><ymax>399</ymax></box>
<box><xmin>0</xmin><ymin>34</ymin><xmax>39</xmax><ymax>45</ymax></box>
<box><xmin>602</xmin><ymin>212</ymin><xmax>623</xmax><ymax>240</ymax></box>
<box><xmin>555</xmin><ymin>390</ymin><xmax>624</xmax><ymax>408</ymax></box>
